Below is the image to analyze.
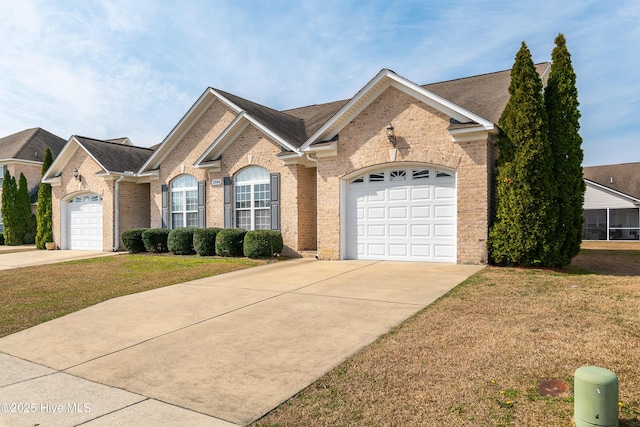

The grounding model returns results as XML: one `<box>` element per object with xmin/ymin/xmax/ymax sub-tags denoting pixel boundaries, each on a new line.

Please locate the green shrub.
<box><xmin>215</xmin><ymin>228</ymin><xmax>246</xmax><ymax>257</ymax></box>
<box><xmin>0</xmin><ymin>233</ymin><xmax>4</xmax><ymax>245</ymax></box>
<box><xmin>243</xmin><ymin>230</ymin><xmax>283</xmax><ymax>258</ymax></box>
<box><xmin>22</xmin><ymin>230</ymin><xmax>36</xmax><ymax>244</ymax></box>
<box><xmin>142</xmin><ymin>228</ymin><xmax>169</xmax><ymax>253</ymax></box>
<box><xmin>193</xmin><ymin>228</ymin><xmax>222</xmax><ymax>256</ymax></box>
<box><xmin>168</xmin><ymin>227</ymin><xmax>196</xmax><ymax>255</ymax></box>
<box><xmin>121</xmin><ymin>228</ymin><xmax>147</xmax><ymax>253</ymax></box>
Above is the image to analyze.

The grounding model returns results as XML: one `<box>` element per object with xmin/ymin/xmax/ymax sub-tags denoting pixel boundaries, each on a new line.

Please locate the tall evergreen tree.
<box><xmin>2</xmin><ymin>172</ymin><xmax>21</xmax><ymax>245</ymax></box>
<box><xmin>489</xmin><ymin>42</ymin><xmax>556</xmax><ymax>266</ymax></box>
<box><xmin>36</xmin><ymin>147</ymin><xmax>54</xmax><ymax>249</ymax></box>
<box><xmin>16</xmin><ymin>173</ymin><xmax>32</xmax><ymax>243</ymax></box>
<box><xmin>545</xmin><ymin>33</ymin><xmax>585</xmax><ymax>266</ymax></box>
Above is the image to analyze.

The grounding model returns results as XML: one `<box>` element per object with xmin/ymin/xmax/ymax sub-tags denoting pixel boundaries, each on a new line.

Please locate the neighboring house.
<box><xmin>43</xmin><ymin>64</ymin><xmax>551</xmax><ymax>263</ymax></box>
<box><xmin>0</xmin><ymin>128</ymin><xmax>66</xmax><ymax>232</ymax></box>
<box><xmin>43</xmin><ymin>136</ymin><xmax>153</xmax><ymax>250</ymax></box>
<box><xmin>582</xmin><ymin>163</ymin><xmax>640</xmax><ymax>241</ymax></box>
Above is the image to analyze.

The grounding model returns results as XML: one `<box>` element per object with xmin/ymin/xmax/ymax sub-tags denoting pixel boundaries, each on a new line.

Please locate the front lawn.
<box><xmin>0</xmin><ymin>254</ymin><xmax>268</xmax><ymax>338</ymax></box>
<box><xmin>253</xmin><ymin>243</ymin><xmax>640</xmax><ymax>427</ymax></box>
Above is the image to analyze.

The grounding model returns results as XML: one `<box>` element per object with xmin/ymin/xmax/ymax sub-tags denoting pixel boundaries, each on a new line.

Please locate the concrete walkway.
<box><xmin>0</xmin><ymin>247</ymin><xmax>120</xmax><ymax>270</ymax></box>
<box><xmin>0</xmin><ymin>259</ymin><xmax>483</xmax><ymax>426</ymax></box>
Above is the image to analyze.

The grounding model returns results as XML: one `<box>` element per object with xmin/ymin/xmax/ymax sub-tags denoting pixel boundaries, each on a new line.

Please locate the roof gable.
<box><xmin>44</xmin><ymin>136</ymin><xmax>153</xmax><ymax>182</ymax></box>
<box><xmin>141</xmin><ymin>88</ymin><xmax>310</xmax><ymax>173</ymax></box>
<box><xmin>583</xmin><ymin>162</ymin><xmax>640</xmax><ymax>200</ymax></box>
<box><xmin>299</xmin><ymin>69</ymin><xmax>497</xmax><ymax>152</ymax></box>
<box><xmin>0</xmin><ymin>127</ymin><xmax>66</xmax><ymax>163</ymax></box>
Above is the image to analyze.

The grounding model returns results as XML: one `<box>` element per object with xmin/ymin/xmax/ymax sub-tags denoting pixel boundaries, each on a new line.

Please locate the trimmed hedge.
<box><xmin>215</xmin><ymin>228</ymin><xmax>247</xmax><ymax>257</ymax></box>
<box><xmin>168</xmin><ymin>227</ymin><xmax>196</xmax><ymax>255</ymax></box>
<box><xmin>244</xmin><ymin>230</ymin><xmax>283</xmax><ymax>258</ymax></box>
<box><xmin>193</xmin><ymin>228</ymin><xmax>222</xmax><ymax>256</ymax></box>
<box><xmin>142</xmin><ymin>228</ymin><xmax>169</xmax><ymax>253</ymax></box>
<box><xmin>121</xmin><ymin>228</ymin><xmax>147</xmax><ymax>253</ymax></box>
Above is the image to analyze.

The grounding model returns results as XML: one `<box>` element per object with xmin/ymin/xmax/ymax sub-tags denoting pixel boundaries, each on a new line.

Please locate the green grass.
<box><xmin>0</xmin><ymin>253</ymin><xmax>268</xmax><ymax>338</ymax></box>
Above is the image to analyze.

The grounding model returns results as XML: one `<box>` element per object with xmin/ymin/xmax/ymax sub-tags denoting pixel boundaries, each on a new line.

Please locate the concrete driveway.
<box><xmin>0</xmin><ymin>247</ymin><xmax>119</xmax><ymax>270</ymax></box>
<box><xmin>0</xmin><ymin>259</ymin><xmax>483</xmax><ymax>426</ymax></box>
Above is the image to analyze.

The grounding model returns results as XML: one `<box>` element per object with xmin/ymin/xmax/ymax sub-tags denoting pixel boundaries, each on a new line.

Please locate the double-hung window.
<box><xmin>234</xmin><ymin>167</ymin><xmax>271</xmax><ymax>230</ymax></box>
<box><xmin>171</xmin><ymin>175</ymin><xmax>198</xmax><ymax>228</ymax></box>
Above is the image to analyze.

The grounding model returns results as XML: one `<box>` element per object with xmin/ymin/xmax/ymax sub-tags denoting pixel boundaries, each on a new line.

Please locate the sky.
<box><xmin>0</xmin><ymin>0</ymin><xmax>638</xmax><ymax>166</ymax></box>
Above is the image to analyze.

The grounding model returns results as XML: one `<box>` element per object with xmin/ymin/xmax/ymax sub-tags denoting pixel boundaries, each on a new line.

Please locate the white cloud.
<box><xmin>0</xmin><ymin>0</ymin><xmax>638</xmax><ymax>164</ymax></box>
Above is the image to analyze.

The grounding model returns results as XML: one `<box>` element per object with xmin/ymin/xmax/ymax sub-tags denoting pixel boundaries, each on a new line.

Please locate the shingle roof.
<box><xmin>215</xmin><ymin>89</ymin><xmax>309</xmax><ymax>149</ymax></box>
<box><xmin>0</xmin><ymin>127</ymin><xmax>66</xmax><ymax>161</ymax></box>
<box><xmin>213</xmin><ymin>63</ymin><xmax>550</xmax><ymax>149</ymax></box>
<box><xmin>583</xmin><ymin>162</ymin><xmax>640</xmax><ymax>200</ymax></box>
<box><xmin>424</xmin><ymin>62</ymin><xmax>551</xmax><ymax>124</ymax></box>
<box><xmin>74</xmin><ymin>136</ymin><xmax>154</xmax><ymax>173</ymax></box>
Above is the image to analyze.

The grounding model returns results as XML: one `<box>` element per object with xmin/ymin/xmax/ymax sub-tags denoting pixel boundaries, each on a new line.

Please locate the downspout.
<box><xmin>113</xmin><ymin>175</ymin><xmax>125</xmax><ymax>251</ymax></box>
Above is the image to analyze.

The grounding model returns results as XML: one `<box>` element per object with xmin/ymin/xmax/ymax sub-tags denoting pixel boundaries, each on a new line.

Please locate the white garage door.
<box><xmin>346</xmin><ymin>166</ymin><xmax>456</xmax><ymax>262</ymax></box>
<box><xmin>68</xmin><ymin>194</ymin><xmax>103</xmax><ymax>250</ymax></box>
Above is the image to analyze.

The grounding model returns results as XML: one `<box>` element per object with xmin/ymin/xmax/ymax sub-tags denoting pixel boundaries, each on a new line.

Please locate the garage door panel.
<box><xmin>367</xmin><ymin>190</ymin><xmax>386</xmax><ymax>202</ymax></box>
<box><xmin>411</xmin><ymin>244</ymin><xmax>431</xmax><ymax>257</ymax></box>
<box><xmin>367</xmin><ymin>225</ymin><xmax>386</xmax><ymax>237</ymax></box>
<box><xmin>389</xmin><ymin>224</ymin><xmax>408</xmax><ymax>237</ymax></box>
<box><xmin>435</xmin><ymin>186</ymin><xmax>455</xmax><ymax>199</ymax></box>
<box><xmin>389</xmin><ymin>187</ymin><xmax>408</xmax><ymax>201</ymax></box>
<box><xmin>367</xmin><ymin>207</ymin><xmax>386</xmax><ymax>220</ymax></box>
<box><xmin>410</xmin><ymin>187</ymin><xmax>431</xmax><ymax>200</ymax></box>
<box><xmin>389</xmin><ymin>206</ymin><xmax>407</xmax><ymax>219</ymax></box>
<box><xmin>389</xmin><ymin>244</ymin><xmax>407</xmax><ymax>256</ymax></box>
<box><xmin>346</xmin><ymin>166</ymin><xmax>456</xmax><ymax>262</ymax></box>
<box><xmin>434</xmin><ymin>205</ymin><xmax>455</xmax><ymax>219</ymax></box>
<box><xmin>68</xmin><ymin>194</ymin><xmax>103</xmax><ymax>251</ymax></box>
<box><xmin>410</xmin><ymin>224</ymin><xmax>430</xmax><ymax>237</ymax></box>
<box><xmin>411</xmin><ymin>206</ymin><xmax>430</xmax><ymax>219</ymax></box>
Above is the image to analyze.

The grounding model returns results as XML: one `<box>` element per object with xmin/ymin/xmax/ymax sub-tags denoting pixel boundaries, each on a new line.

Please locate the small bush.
<box><xmin>194</xmin><ymin>228</ymin><xmax>222</xmax><ymax>256</ymax></box>
<box><xmin>142</xmin><ymin>228</ymin><xmax>169</xmax><ymax>253</ymax></box>
<box><xmin>168</xmin><ymin>227</ymin><xmax>197</xmax><ymax>255</ymax></box>
<box><xmin>0</xmin><ymin>234</ymin><xmax>4</xmax><ymax>245</ymax></box>
<box><xmin>244</xmin><ymin>230</ymin><xmax>283</xmax><ymax>258</ymax></box>
<box><xmin>215</xmin><ymin>228</ymin><xmax>247</xmax><ymax>257</ymax></box>
<box><xmin>121</xmin><ymin>228</ymin><xmax>147</xmax><ymax>253</ymax></box>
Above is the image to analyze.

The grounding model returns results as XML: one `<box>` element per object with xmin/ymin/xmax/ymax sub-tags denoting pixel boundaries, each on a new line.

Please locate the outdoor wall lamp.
<box><xmin>73</xmin><ymin>168</ymin><xmax>82</xmax><ymax>182</ymax></box>
<box><xmin>386</xmin><ymin>124</ymin><xmax>397</xmax><ymax>146</ymax></box>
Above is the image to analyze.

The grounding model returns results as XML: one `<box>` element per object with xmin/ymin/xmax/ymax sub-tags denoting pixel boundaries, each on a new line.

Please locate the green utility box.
<box><xmin>574</xmin><ymin>366</ymin><xmax>619</xmax><ymax>427</ymax></box>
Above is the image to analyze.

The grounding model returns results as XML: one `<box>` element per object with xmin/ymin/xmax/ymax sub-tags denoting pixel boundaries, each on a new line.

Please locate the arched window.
<box><xmin>171</xmin><ymin>174</ymin><xmax>198</xmax><ymax>228</ymax></box>
<box><xmin>234</xmin><ymin>167</ymin><xmax>271</xmax><ymax>230</ymax></box>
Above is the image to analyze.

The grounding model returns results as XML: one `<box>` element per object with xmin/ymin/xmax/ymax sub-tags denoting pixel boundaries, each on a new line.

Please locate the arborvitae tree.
<box><xmin>489</xmin><ymin>42</ymin><xmax>556</xmax><ymax>266</ymax></box>
<box><xmin>2</xmin><ymin>171</ymin><xmax>21</xmax><ymax>245</ymax></box>
<box><xmin>16</xmin><ymin>173</ymin><xmax>32</xmax><ymax>243</ymax></box>
<box><xmin>36</xmin><ymin>147</ymin><xmax>54</xmax><ymax>249</ymax></box>
<box><xmin>545</xmin><ymin>34</ymin><xmax>585</xmax><ymax>266</ymax></box>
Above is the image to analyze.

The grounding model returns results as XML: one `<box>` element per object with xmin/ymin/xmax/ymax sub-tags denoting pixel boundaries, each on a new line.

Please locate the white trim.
<box><xmin>0</xmin><ymin>158</ymin><xmax>43</xmax><ymax>166</ymax></box>
<box><xmin>301</xmin><ymin>69</ymin><xmax>494</xmax><ymax>152</ymax></box>
<box><xmin>193</xmin><ymin>112</ymin><xmax>249</xmax><ymax>167</ymax></box>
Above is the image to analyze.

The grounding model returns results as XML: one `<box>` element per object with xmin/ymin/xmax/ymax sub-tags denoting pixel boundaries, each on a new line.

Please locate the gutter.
<box><xmin>113</xmin><ymin>175</ymin><xmax>126</xmax><ymax>251</ymax></box>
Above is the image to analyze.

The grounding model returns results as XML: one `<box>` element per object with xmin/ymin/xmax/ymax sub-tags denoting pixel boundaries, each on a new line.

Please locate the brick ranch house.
<box><xmin>43</xmin><ymin>64</ymin><xmax>551</xmax><ymax>264</ymax></box>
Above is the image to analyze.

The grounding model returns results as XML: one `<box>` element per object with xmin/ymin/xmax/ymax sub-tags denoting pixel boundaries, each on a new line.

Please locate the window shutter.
<box><xmin>270</xmin><ymin>172</ymin><xmax>280</xmax><ymax>230</ymax></box>
<box><xmin>161</xmin><ymin>184</ymin><xmax>168</xmax><ymax>229</ymax></box>
<box><xmin>224</xmin><ymin>177</ymin><xmax>232</xmax><ymax>228</ymax></box>
<box><xmin>198</xmin><ymin>180</ymin><xmax>206</xmax><ymax>227</ymax></box>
